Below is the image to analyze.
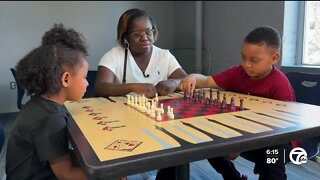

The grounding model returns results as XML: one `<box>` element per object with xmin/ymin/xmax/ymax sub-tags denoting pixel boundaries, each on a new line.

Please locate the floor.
<box><xmin>1</xmin><ymin>112</ymin><xmax>320</xmax><ymax>180</ymax></box>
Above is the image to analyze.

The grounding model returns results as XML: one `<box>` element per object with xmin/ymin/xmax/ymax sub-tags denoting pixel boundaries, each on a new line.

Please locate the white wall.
<box><xmin>203</xmin><ymin>1</ymin><xmax>285</xmax><ymax>74</ymax></box>
<box><xmin>0</xmin><ymin>1</ymin><xmax>287</xmax><ymax>113</ymax></box>
<box><xmin>171</xmin><ymin>1</ymin><xmax>197</xmax><ymax>74</ymax></box>
<box><xmin>0</xmin><ymin>1</ymin><xmax>175</xmax><ymax>113</ymax></box>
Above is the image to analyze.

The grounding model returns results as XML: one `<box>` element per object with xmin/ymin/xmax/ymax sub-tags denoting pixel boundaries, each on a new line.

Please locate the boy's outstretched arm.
<box><xmin>179</xmin><ymin>73</ymin><xmax>217</xmax><ymax>94</ymax></box>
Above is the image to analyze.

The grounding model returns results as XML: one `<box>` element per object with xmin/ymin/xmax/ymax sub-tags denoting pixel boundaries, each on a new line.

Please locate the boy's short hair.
<box><xmin>244</xmin><ymin>26</ymin><xmax>281</xmax><ymax>51</ymax></box>
<box><xmin>16</xmin><ymin>23</ymin><xmax>88</xmax><ymax>96</ymax></box>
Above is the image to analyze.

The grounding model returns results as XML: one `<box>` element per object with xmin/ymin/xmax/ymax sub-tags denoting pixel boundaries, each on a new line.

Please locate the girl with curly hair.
<box><xmin>6</xmin><ymin>23</ymin><xmax>89</xmax><ymax>180</ymax></box>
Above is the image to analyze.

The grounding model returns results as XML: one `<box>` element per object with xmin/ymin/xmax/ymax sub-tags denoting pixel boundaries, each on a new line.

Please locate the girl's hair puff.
<box><xmin>16</xmin><ymin>23</ymin><xmax>88</xmax><ymax>96</ymax></box>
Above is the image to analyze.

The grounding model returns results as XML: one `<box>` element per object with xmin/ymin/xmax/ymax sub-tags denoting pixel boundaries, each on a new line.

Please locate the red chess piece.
<box><xmin>183</xmin><ymin>92</ymin><xmax>187</xmax><ymax>100</ymax></box>
<box><xmin>230</xmin><ymin>97</ymin><xmax>235</xmax><ymax>111</ymax></box>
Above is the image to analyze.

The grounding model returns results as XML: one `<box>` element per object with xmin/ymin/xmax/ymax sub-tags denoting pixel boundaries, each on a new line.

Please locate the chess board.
<box><xmin>125</xmin><ymin>90</ymin><xmax>247</xmax><ymax>121</ymax></box>
<box><xmin>65</xmin><ymin>89</ymin><xmax>320</xmax><ymax>162</ymax></box>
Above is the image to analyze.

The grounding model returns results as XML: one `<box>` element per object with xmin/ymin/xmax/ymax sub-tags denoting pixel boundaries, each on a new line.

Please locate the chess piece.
<box><xmin>160</xmin><ymin>103</ymin><xmax>164</xmax><ymax>113</ymax></box>
<box><xmin>127</xmin><ymin>95</ymin><xmax>131</xmax><ymax>105</ymax></box>
<box><xmin>169</xmin><ymin>112</ymin><xmax>175</xmax><ymax>120</ymax></box>
<box><xmin>217</xmin><ymin>91</ymin><xmax>220</xmax><ymax>106</ymax></box>
<box><xmin>131</xmin><ymin>96</ymin><xmax>135</xmax><ymax>107</ymax></box>
<box><xmin>146</xmin><ymin>105</ymin><xmax>151</xmax><ymax>115</ymax></box>
<box><xmin>150</xmin><ymin>109</ymin><xmax>156</xmax><ymax>118</ymax></box>
<box><xmin>213</xmin><ymin>98</ymin><xmax>217</xmax><ymax>106</ymax></box>
<box><xmin>151</xmin><ymin>100</ymin><xmax>156</xmax><ymax>110</ymax></box>
<box><xmin>198</xmin><ymin>90</ymin><xmax>201</xmax><ymax>102</ymax></box>
<box><xmin>142</xmin><ymin>103</ymin><xmax>147</xmax><ymax>113</ymax></box>
<box><xmin>146</xmin><ymin>101</ymin><xmax>150</xmax><ymax>110</ymax></box>
<box><xmin>230</xmin><ymin>97</ymin><xmax>235</xmax><ymax>111</ymax></box>
<box><xmin>156</xmin><ymin>110</ymin><xmax>162</xmax><ymax>121</ymax></box>
<box><xmin>134</xmin><ymin>96</ymin><xmax>138</xmax><ymax>108</ymax></box>
<box><xmin>239</xmin><ymin>98</ymin><xmax>244</xmax><ymax>110</ymax></box>
<box><xmin>202</xmin><ymin>90</ymin><xmax>206</xmax><ymax>102</ymax></box>
<box><xmin>138</xmin><ymin>97</ymin><xmax>143</xmax><ymax>111</ymax></box>
<box><xmin>169</xmin><ymin>107</ymin><xmax>174</xmax><ymax>119</ymax></box>
<box><xmin>221</xmin><ymin>94</ymin><xmax>227</xmax><ymax>109</ymax></box>
<box><xmin>188</xmin><ymin>92</ymin><xmax>192</xmax><ymax>100</ymax></box>
<box><xmin>194</xmin><ymin>90</ymin><xmax>198</xmax><ymax>102</ymax></box>
<box><xmin>206</xmin><ymin>97</ymin><xmax>210</xmax><ymax>106</ymax></box>
<box><xmin>222</xmin><ymin>99</ymin><xmax>227</xmax><ymax>109</ymax></box>
<box><xmin>155</xmin><ymin>93</ymin><xmax>158</xmax><ymax>102</ymax></box>
<box><xmin>167</xmin><ymin>105</ymin><xmax>171</xmax><ymax>115</ymax></box>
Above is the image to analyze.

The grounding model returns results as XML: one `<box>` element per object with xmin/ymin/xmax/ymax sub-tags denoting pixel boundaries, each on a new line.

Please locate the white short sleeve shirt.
<box><xmin>98</xmin><ymin>45</ymin><xmax>181</xmax><ymax>85</ymax></box>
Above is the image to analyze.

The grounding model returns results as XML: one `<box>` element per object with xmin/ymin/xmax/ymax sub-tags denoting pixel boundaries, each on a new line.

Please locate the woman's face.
<box><xmin>127</xmin><ymin>16</ymin><xmax>155</xmax><ymax>56</ymax></box>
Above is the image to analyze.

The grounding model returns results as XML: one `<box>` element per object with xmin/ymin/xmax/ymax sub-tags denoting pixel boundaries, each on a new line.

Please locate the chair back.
<box><xmin>83</xmin><ymin>70</ymin><xmax>97</xmax><ymax>98</ymax></box>
<box><xmin>0</xmin><ymin>122</ymin><xmax>4</xmax><ymax>153</ymax></box>
<box><xmin>286</xmin><ymin>72</ymin><xmax>320</xmax><ymax>106</ymax></box>
<box><xmin>286</xmin><ymin>71</ymin><xmax>320</xmax><ymax>159</ymax></box>
<box><xmin>10</xmin><ymin>68</ymin><xmax>26</xmax><ymax>110</ymax></box>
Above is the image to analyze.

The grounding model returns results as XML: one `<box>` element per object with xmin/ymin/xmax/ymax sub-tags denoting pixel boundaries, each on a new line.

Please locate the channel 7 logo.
<box><xmin>289</xmin><ymin>147</ymin><xmax>308</xmax><ymax>165</ymax></box>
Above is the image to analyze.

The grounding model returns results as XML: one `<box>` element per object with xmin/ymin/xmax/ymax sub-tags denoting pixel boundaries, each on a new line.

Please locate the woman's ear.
<box><xmin>61</xmin><ymin>72</ymin><xmax>70</xmax><ymax>87</ymax></box>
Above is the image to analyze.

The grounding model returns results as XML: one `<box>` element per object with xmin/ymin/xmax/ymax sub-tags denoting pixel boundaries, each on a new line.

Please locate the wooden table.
<box><xmin>65</xmin><ymin>89</ymin><xmax>320</xmax><ymax>180</ymax></box>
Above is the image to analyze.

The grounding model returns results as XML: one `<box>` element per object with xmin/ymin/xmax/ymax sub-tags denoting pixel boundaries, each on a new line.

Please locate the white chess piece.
<box><xmin>155</xmin><ymin>93</ymin><xmax>159</xmax><ymax>105</ymax></box>
<box><xmin>147</xmin><ymin>106</ymin><xmax>151</xmax><ymax>115</ymax></box>
<box><xmin>150</xmin><ymin>110</ymin><xmax>156</xmax><ymax>118</ymax></box>
<box><xmin>169</xmin><ymin>107</ymin><xmax>174</xmax><ymax>119</ymax></box>
<box><xmin>156</xmin><ymin>110</ymin><xmax>162</xmax><ymax>121</ymax></box>
<box><xmin>160</xmin><ymin>103</ymin><xmax>164</xmax><ymax>113</ymax></box>
<box><xmin>169</xmin><ymin>112</ymin><xmax>175</xmax><ymax>120</ymax></box>
<box><xmin>131</xmin><ymin>96</ymin><xmax>135</xmax><ymax>107</ymax></box>
<box><xmin>134</xmin><ymin>96</ymin><xmax>138</xmax><ymax>108</ymax></box>
<box><xmin>127</xmin><ymin>95</ymin><xmax>131</xmax><ymax>106</ymax></box>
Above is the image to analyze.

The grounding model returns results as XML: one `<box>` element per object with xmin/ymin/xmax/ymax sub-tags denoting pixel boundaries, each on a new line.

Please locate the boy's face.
<box><xmin>241</xmin><ymin>42</ymin><xmax>280</xmax><ymax>79</ymax></box>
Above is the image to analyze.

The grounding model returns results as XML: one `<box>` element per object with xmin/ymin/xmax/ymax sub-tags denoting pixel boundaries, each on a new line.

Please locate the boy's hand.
<box><xmin>179</xmin><ymin>74</ymin><xmax>197</xmax><ymax>94</ymax></box>
<box><xmin>224</xmin><ymin>152</ymin><xmax>241</xmax><ymax>160</ymax></box>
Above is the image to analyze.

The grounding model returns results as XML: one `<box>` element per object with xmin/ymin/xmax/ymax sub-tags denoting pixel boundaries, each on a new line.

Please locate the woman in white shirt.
<box><xmin>95</xmin><ymin>8</ymin><xmax>187</xmax><ymax>98</ymax></box>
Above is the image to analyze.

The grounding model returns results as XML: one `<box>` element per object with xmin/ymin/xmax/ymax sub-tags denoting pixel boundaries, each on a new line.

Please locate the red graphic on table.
<box><xmin>154</xmin><ymin>98</ymin><xmax>247</xmax><ymax>121</ymax></box>
<box><xmin>105</xmin><ymin>140</ymin><xmax>142</xmax><ymax>152</ymax></box>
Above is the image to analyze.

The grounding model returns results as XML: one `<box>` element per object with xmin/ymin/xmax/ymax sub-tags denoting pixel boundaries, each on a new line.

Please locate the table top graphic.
<box><xmin>65</xmin><ymin>89</ymin><xmax>320</xmax><ymax>179</ymax></box>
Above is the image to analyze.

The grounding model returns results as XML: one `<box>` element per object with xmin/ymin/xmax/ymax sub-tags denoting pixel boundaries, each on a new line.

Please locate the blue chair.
<box><xmin>0</xmin><ymin>122</ymin><xmax>4</xmax><ymax>153</ymax></box>
<box><xmin>286</xmin><ymin>72</ymin><xmax>320</xmax><ymax>106</ymax></box>
<box><xmin>83</xmin><ymin>70</ymin><xmax>97</xmax><ymax>98</ymax></box>
<box><xmin>286</xmin><ymin>71</ymin><xmax>320</xmax><ymax>159</ymax></box>
<box><xmin>10</xmin><ymin>68</ymin><xmax>26</xmax><ymax>110</ymax></box>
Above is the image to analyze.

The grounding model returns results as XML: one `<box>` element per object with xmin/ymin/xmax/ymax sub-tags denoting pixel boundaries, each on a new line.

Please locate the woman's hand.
<box><xmin>133</xmin><ymin>83</ymin><xmax>157</xmax><ymax>98</ymax></box>
<box><xmin>155</xmin><ymin>79</ymin><xmax>178</xmax><ymax>96</ymax></box>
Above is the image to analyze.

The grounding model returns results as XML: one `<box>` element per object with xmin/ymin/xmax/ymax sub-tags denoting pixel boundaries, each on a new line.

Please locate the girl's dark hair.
<box><xmin>244</xmin><ymin>26</ymin><xmax>281</xmax><ymax>51</ymax></box>
<box><xmin>117</xmin><ymin>8</ymin><xmax>158</xmax><ymax>47</ymax></box>
<box><xmin>16</xmin><ymin>23</ymin><xmax>88</xmax><ymax>96</ymax></box>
